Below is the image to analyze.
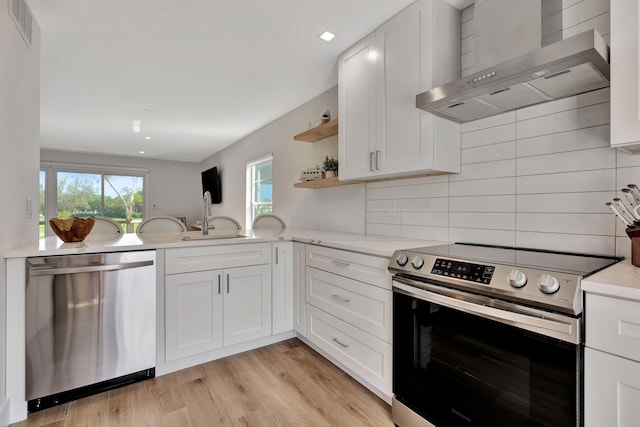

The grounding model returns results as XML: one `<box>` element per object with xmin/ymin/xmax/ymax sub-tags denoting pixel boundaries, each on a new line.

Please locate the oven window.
<box><xmin>393</xmin><ymin>291</ymin><xmax>581</xmax><ymax>427</ymax></box>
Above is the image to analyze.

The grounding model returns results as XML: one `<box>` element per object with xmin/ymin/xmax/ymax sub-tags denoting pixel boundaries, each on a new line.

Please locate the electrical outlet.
<box><xmin>26</xmin><ymin>198</ymin><xmax>32</xmax><ymax>219</ymax></box>
<box><xmin>388</xmin><ymin>200</ymin><xmax>398</xmax><ymax>217</ymax></box>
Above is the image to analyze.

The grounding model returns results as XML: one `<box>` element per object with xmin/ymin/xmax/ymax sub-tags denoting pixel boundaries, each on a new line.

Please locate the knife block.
<box><xmin>626</xmin><ymin>227</ymin><xmax>640</xmax><ymax>266</ymax></box>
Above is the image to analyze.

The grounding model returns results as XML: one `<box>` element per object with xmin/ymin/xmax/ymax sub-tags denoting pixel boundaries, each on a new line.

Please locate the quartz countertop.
<box><xmin>4</xmin><ymin>228</ymin><xmax>446</xmax><ymax>259</ymax></box>
<box><xmin>582</xmin><ymin>258</ymin><xmax>640</xmax><ymax>301</ymax></box>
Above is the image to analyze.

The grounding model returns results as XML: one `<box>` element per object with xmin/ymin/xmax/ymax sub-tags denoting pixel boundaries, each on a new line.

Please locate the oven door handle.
<box><xmin>393</xmin><ymin>279</ymin><xmax>580</xmax><ymax>344</ymax></box>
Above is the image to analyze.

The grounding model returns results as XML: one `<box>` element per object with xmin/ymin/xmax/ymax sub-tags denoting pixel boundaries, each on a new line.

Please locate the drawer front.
<box><xmin>165</xmin><ymin>243</ymin><xmax>271</xmax><ymax>274</ymax></box>
<box><xmin>586</xmin><ymin>293</ymin><xmax>640</xmax><ymax>361</ymax></box>
<box><xmin>306</xmin><ymin>267</ymin><xmax>392</xmax><ymax>343</ymax></box>
<box><xmin>306</xmin><ymin>305</ymin><xmax>392</xmax><ymax>395</ymax></box>
<box><xmin>305</xmin><ymin>244</ymin><xmax>391</xmax><ymax>289</ymax></box>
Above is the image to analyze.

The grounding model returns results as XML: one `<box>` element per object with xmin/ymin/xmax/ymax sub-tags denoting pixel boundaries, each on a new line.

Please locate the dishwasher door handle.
<box><xmin>28</xmin><ymin>260</ymin><xmax>154</xmax><ymax>276</ymax></box>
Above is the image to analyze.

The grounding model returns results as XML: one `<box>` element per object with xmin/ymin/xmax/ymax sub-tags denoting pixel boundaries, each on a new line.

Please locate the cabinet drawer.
<box><xmin>165</xmin><ymin>243</ymin><xmax>271</xmax><ymax>274</ymax></box>
<box><xmin>306</xmin><ymin>305</ymin><xmax>392</xmax><ymax>395</ymax></box>
<box><xmin>305</xmin><ymin>244</ymin><xmax>391</xmax><ymax>289</ymax></box>
<box><xmin>306</xmin><ymin>267</ymin><xmax>392</xmax><ymax>343</ymax></box>
<box><xmin>586</xmin><ymin>294</ymin><xmax>640</xmax><ymax>361</ymax></box>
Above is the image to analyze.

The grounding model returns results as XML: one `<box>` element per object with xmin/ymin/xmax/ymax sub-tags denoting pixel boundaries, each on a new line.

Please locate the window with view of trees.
<box><xmin>246</xmin><ymin>155</ymin><xmax>273</xmax><ymax>226</ymax></box>
<box><xmin>40</xmin><ymin>167</ymin><xmax>145</xmax><ymax>237</ymax></box>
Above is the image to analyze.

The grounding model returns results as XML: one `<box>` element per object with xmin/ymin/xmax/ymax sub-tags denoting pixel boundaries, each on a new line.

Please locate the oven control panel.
<box><xmin>431</xmin><ymin>258</ymin><xmax>495</xmax><ymax>284</ymax></box>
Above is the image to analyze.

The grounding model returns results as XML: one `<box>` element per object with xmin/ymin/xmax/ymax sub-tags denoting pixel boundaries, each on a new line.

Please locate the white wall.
<box><xmin>40</xmin><ymin>150</ymin><xmax>203</xmax><ymax>226</ymax></box>
<box><xmin>0</xmin><ymin>2</ymin><xmax>40</xmax><ymax>423</ymax></box>
<box><xmin>199</xmin><ymin>86</ymin><xmax>366</xmax><ymax>232</ymax></box>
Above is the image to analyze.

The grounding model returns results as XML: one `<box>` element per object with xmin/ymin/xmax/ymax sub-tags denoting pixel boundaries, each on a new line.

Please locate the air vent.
<box><xmin>8</xmin><ymin>0</ymin><xmax>33</xmax><ymax>48</ymax></box>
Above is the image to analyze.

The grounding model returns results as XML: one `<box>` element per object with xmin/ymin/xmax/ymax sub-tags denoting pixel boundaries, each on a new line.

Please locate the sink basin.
<box><xmin>182</xmin><ymin>231</ymin><xmax>247</xmax><ymax>240</ymax></box>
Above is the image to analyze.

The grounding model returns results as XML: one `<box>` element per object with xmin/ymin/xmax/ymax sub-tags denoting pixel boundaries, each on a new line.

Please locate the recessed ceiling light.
<box><xmin>144</xmin><ymin>136</ymin><xmax>151</xmax><ymax>140</ymax></box>
<box><xmin>132</xmin><ymin>120</ymin><xmax>141</xmax><ymax>134</ymax></box>
<box><xmin>319</xmin><ymin>31</ymin><xmax>335</xmax><ymax>42</ymax></box>
<box><xmin>138</xmin><ymin>150</ymin><xmax>145</xmax><ymax>154</ymax></box>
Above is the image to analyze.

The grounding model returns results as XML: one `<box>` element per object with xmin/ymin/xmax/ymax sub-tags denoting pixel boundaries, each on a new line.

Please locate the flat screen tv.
<box><xmin>201</xmin><ymin>166</ymin><xmax>222</xmax><ymax>204</ymax></box>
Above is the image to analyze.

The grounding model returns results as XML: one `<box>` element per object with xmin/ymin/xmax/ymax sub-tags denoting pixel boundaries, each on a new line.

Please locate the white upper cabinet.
<box><xmin>338</xmin><ymin>0</ymin><xmax>461</xmax><ymax>181</ymax></box>
<box><xmin>610</xmin><ymin>0</ymin><xmax>640</xmax><ymax>152</ymax></box>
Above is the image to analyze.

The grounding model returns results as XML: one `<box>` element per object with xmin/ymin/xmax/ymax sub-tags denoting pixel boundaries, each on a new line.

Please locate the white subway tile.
<box><xmin>516</xmin><ymin>147</ymin><xmax>615</xmax><ymax>176</ymax></box>
<box><xmin>367</xmin><ymin>180</ymin><xmax>402</xmax><ymax>189</ymax></box>
<box><xmin>517</xmin><ymin>102</ymin><xmax>609</xmax><ymax>139</ymax></box>
<box><xmin>461</xmin><ymin>17</ymin><xmax>474</xmax><ymax>38</ymax></box>
<box><xmin>461</xmin><ymin>4</ymin><xmax>474</xmax><ymax>23</ymax></box>
<box><xmin>450</xmin><ymin>177</ymin><xmax>516</xmax><ymax>196</ymax></box>
<box><xmin>450</xmin><ymin>159</ymin><xmax>515</xmax><ymax>181</ymax></box>
<box><xmin>461</xmin><ymin>123</ymin><xmax>516</xmax><ymax>148</ymax></box>
<box><xmin>450</xmin><ymin>195</ymin><xmax>516</xmax><ymax>212</ymax></box>
<box><xmin>461</xmin><ymin>36</ymin><xmax>474</xmax><ymax>54</ymax></box>
<box><xmin>403</xmin><ymin>212</ymin><xmax>448</xmax><ymax>227</ymax></box>
<box><xmin>404</xmin><ymin>182</ymin><xmax>450</xmax><ymax>198</ymax></box>
<box><xmin>517</xmin><ymin>125</ymin><xmax>609</xmax><ymax>157</ymax></box>
<box><xmin>562</xmin><ymin>11</ymin><xmax>610</xmax><ymax>39</ymax></box>
<box><xmin>450</xmin><ymin>212</ymin><xmax>515</xmax><ymax>230</ymax></box>
<box><xmin>366</xmin><ymin>223</ymin><xmax>401</xmax><ymax>237</ymax></box>
<box><xmin>616</xmin><ymin>166</ymin><xmax>640</xmax><ymax>188</ymax></box>
<box><xmin>516</xmin><ymin>192</ymin><xmax>615</xmax><ymax>213</ymax></box>
<box><xmin>516</xmin><ymin>169</ymin><xmax>615</xmax><ymax>194</ymax></box>
<box><xmin>516</xmin><ymin>213</ymin><xmax>614</xmax><ymax>235</ymax></box>
<box><xmin>367</xmin><ymin>185</ymin><xmax>404</xmax><ymax>200</ymax></box>
<box><xmin>449</xmin><ymin>228</ymin><xmax>515</xmax><ymax>246</ymax></box>
<box><xmin>401</xmin><ymin>197</ymin><xmax>449</xmax><ymax>212</ymax></box>
<box><xmin>616</xmin><ymin>238</ymin><xmax>632</xmax><ymax>259</ymax></box>
<box><xmin>562</xmin><ymin>0</ymin><xmax>609</xmax><ymax>29</ymax></box>
<box><xmin>367</xmin><ymin>199</ymin><xmax>397</xmax><ymax>212</ymax></box>
<box><xmin>515</xmin><ymin>231</ymin><xmax>615</xmax><ymax>255</ymax></box>
<box><xmin>401</xmin><ymin>174</ymin><xmax>449</xmax><ymax>185</ymax></box>
<box><xmin>462</xmin><ymin>112</ymin><xmax>515</xmax><ymax>133</ymax></box>
<box><xmin>616</xmin><ymin>152</ymin><xmax>640</xmax><ymax>168</ymax></box>
<box><xmin>462</xmin><ymin>141</ymin><xmax>516</xmax><ymax>165</ymax></box>
<box><xmin>461</xmin><ymin>51</ymin><xmax>474</xmax><ymax>71</ymax></box>
<box><xmin>401</xmin><ymin>225</ymin><xmax>449</xmax><ymax>242</ymax></box>
<box><xmin>367</xmin><ymin>211</ymin><xmax>402</xmax><ymax>225</ymax></box>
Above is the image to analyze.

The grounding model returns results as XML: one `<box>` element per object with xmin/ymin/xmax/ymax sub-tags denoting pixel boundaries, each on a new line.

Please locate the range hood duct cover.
<box><xmin>416</xmin><ymin>28</ymin><xmax>609</xmax><ymax>123</ymax></box>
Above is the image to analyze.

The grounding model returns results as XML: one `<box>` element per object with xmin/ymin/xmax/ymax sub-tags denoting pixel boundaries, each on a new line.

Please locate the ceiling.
<box><xmin>29</xmin><ymin>0</ymin><xmax>415</xmax><ymax>163</ymax></box>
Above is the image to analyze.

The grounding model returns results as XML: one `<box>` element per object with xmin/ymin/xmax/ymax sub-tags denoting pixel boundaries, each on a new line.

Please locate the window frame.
<box><xmin>40</xmin><ymin>161</ymin><xmax>149</xmax><ymax>236</ymax></box>
<box><xmin>246</xmin><ymin>153</ymin><xmax>273</xmax><ymax>228</ymax></box>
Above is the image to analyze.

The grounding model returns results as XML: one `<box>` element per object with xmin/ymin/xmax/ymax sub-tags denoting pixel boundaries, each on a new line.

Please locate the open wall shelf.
<box><xmin>293</xmin><ymin>119</ymin><xmax>338</xmax><ymax>142</ymax></box>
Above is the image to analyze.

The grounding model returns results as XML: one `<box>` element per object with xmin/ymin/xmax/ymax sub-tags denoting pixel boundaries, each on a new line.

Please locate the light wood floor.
<box><xmin>12</xmin><ymin>338</ymin><xmax>393</xmax><ymax>427</ymax></box>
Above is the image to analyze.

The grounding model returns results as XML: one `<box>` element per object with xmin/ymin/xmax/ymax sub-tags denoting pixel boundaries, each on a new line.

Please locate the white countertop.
<box><xmin>4</xmin><ymin>228</ymin><xmax>446</xmax><ymax>259</ymax></box>
<box><xmin>582</xmin><ymin>258</ymin><xmax>640</xmax><ymax>301</ymax></box>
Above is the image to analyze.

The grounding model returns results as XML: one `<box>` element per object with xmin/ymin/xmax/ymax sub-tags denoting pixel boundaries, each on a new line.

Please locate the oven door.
<box><xmin>393</xmin><ymin>278</ymin><xmax>582</xmax><ymax>427</ymax></box>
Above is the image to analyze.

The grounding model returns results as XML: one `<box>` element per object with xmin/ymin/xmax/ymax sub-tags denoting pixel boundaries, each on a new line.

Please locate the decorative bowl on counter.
<box><xmin>49</xmin><ymin>216</ymin><xmax>96</xmax><ymax>242</ymax></box>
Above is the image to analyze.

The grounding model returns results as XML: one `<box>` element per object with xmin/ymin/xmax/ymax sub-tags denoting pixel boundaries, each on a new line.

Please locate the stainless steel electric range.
<box><xmin>388</xmin><ymin>242</ymin><xmax>622</xmax><ymax>427</ymax></box>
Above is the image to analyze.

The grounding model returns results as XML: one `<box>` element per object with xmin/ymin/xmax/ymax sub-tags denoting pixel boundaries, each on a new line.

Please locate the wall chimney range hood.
<box><xmin>416</xmin><ymin>28</ymin><xmax>610</xmax><ymax>123</ymax></box>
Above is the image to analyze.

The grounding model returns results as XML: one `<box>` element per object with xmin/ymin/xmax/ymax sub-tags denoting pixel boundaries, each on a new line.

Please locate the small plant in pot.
<box><xmin>322</xmin><ymin>156</ymin><xmax>338</xmax><ymax>178</ymax></box>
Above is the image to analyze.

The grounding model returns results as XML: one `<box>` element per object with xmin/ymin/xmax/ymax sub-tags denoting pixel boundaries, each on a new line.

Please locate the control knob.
<box><xmin>396</xmin><ymin>253</ymin><xmax>408</xmax><ymax>267</ymax></box>
<box><xmin>537</xmin><ymin>274</ymin><xmax>560</xmax><ymax>294</ymax></box>
<box><xmin>411</xmin><ymin>256</ymin><xmax>425</xmax><ymax>269</ymax></box>
<box><xmin>506</xmin><ymin>269</ymin><xmax>527</xmax><ymax>288</ymax></box>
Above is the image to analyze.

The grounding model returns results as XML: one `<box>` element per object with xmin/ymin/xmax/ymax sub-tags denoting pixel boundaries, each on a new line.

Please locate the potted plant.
<box><xmin>322</xmin><ymin>156</ymin><xmax>338</xmax><ymax>178</ymax></box>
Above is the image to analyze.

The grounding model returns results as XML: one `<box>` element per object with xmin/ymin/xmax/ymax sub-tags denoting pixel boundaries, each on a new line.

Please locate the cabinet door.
<box><xmin>165</xmin><ymin>270</ymin><xmax>223</xmax><ymax>361</ymax></box>
<box><xmin>611</xmin><ymin>0</ymin><xmax>640</xmax><ymax>151</ymax></box>
<box><xmin>272</xmin><ymin>242</ymin><xmax>294</xmax><ymax>334</ymax></box>
<box><xmin>376</xmin><ymin>0</ymin><xmax>460</xmax><ymax>177</ymax></box>
<box><xmin>293</xmin><ymin>242</ymin><xmax>307</xmax><ymax>336</ymax></box>
<box><xmin>338</xmin><ymin>32</ymin><xmax>377</xmax><ymax>180</ymax></box>
<box><xmin>223</xmin><ymin>264</ymin><xmax>272</xmax><ymax>346</ymax></box>
<box><xmin>585</xmin><ymin>348</ymin><xmax>640</xmax><ymax>426</ymax></box>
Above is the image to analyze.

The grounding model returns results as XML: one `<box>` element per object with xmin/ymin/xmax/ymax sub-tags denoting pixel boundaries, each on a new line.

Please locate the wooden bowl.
<box><xmin>49</xmin><ymin>217</ymin><xmax>96</xmax><ymax>242</ymax></box>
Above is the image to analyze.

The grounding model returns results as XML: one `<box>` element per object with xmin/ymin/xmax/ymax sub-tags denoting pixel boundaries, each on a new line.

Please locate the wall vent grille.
<box><xmin>8</xmin><ymin>0</ymin><xmax>33</xmax><ymax>48</ymax></box>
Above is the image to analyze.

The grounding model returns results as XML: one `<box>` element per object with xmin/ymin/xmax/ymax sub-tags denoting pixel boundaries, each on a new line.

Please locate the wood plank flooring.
<box><xmin>12</xmin><ymin>338</ymin><xmax>393</xmax><ymax>427</ymax></box>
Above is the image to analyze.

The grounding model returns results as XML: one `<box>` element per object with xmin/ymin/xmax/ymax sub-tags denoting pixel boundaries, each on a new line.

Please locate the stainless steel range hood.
<box><xmin>416</xmin><ymin>28</ymin><xmax>610</xmax><ymax>123</ymax></box>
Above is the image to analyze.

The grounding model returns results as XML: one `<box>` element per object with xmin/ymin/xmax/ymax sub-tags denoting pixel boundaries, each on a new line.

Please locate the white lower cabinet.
<box><xmin>272</xmin><ymin>242</ymin><xmax>294</xmax><ymax>334</ymax></box>
<box><xmin>585</xmin><ymin>293</ymin><xmax>640</xmax><ymax>426</ymax></box>
<box><xmin>585</xmin><ymin>348</ymin><xmax>640</xmax><ymax>426</ymax></box>
<box><xmin>164</xmin><ymin>244</ymin><xmax>272</xmax><ymax>362</ymax></box>
<box><xmin>303</xmin><ymin>244</ymin><xmax>392</xmax><ymax>398</ymax></box>
<box><xmin>293</xmin><ymin>242</ymin><xmax>307</xmax><ymax>336</ymax></box>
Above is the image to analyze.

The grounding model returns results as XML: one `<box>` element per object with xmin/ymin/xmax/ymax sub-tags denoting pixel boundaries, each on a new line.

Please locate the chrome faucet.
<box><xmin>202</xmin><ymin>191</ymin><xmax>212</xmax><ymax>235</ymax></box>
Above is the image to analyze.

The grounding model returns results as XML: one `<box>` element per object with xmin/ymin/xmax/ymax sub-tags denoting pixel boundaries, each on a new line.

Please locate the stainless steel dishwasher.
<box><xmin>25</xmin><ymin>250</ymin><xmax>156</xmax><ymax>412</ymax></box>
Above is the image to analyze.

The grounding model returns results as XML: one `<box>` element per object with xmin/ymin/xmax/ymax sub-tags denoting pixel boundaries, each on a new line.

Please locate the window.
<box><xmin>246</xmin><ymin>154</ymin><xmax>273</xmax><ymax>226</ymax></box>
<box><xmin>40</xmin><ymin>163</ymin><xmax>146</xmax><ymax>236</ymax></box>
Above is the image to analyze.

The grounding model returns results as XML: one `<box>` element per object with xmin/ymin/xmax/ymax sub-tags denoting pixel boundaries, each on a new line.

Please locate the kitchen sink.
<box><xmin>181</xmin><ymin>231</ymin><xmax>248</xmax><ymax>240</ymax></box>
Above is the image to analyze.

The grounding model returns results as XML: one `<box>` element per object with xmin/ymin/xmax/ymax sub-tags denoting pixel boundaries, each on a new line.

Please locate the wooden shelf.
<box><xmin>293</xmin><ymin>176</ymin><xmax>363</xmax><ymax>188</ymax></box>
<box><xmin>293</xmin><ymin>119</ymin><xmax>338</xmax><ymax>142</ymax></box>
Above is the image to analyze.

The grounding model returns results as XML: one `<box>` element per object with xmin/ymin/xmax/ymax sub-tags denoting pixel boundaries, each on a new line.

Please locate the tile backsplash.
<box><xmin>366</xmin><ymin>88</ymin><xmax>639</xmax><ymax>258</ymax></box>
